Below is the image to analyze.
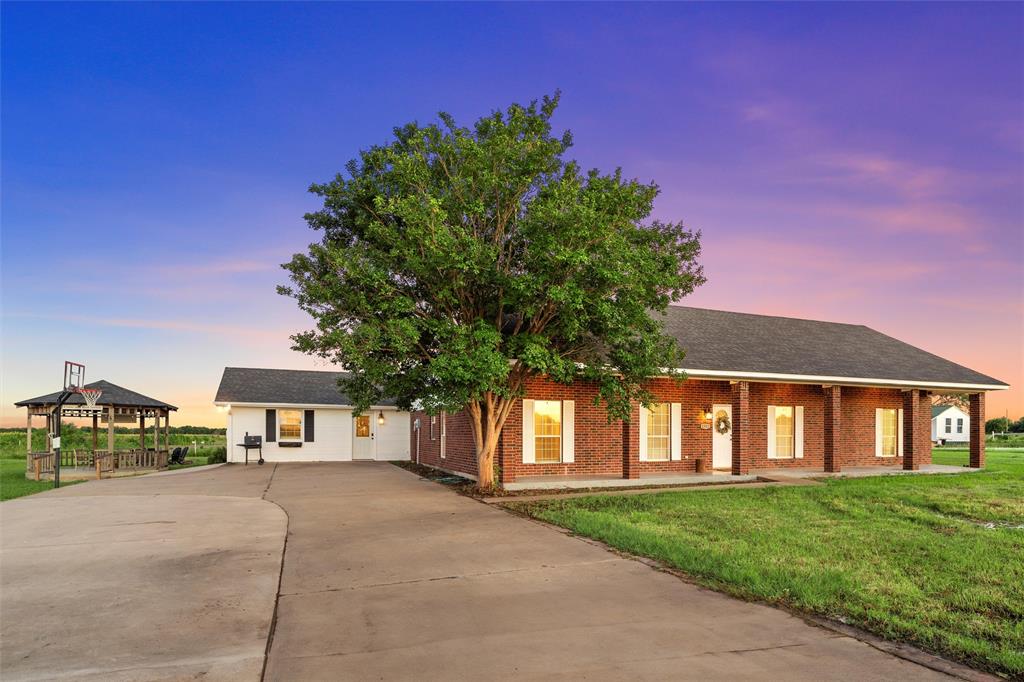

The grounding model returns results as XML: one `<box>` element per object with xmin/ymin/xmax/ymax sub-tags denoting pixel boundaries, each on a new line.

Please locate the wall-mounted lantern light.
<box><xmin>377</xmin><ymin>411</ymin><xmax>385</xmax><ymax>425</ymax></box>
<box><xmin>703</xmin><ymin>406</ymin><xmax>714</xmax><ymax>420</ymax></box>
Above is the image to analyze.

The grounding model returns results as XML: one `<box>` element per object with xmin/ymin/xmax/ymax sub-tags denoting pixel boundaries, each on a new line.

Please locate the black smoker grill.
<box><xmin>236</xmin><ymin>432</ymin><xmax>265</xmax><ymax>465</ymax></box>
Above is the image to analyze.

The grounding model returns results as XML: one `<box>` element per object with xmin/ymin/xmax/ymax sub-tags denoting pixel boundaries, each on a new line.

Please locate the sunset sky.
<box><xmin>3</xmin><ymin>2</ymin><xmax>1022</xmax><ymax>427</ymax></box>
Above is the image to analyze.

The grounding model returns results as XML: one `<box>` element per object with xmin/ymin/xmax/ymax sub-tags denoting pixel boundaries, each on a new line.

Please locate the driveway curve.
<box><xmin>3</xmin><ymin>462</ymin><xmax>967</xmax><ymax>681</ymax></box>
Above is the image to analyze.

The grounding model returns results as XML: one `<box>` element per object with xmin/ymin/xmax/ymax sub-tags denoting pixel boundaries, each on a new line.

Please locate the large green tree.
<box><xmin>280</xmin><ymin>94</ymin><xmax>704</xmax><ymax>487</ymax></box>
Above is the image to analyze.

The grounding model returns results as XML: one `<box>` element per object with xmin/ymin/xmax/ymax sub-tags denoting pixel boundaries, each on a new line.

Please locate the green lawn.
<box><xmin>0</xmin><ymin>458</ymin><xmax>84</xmax><ymax>501</ymax></box>
<box><xmin>516</xmin><ymin>449</ymin><xmax>1024</xmax><ymax>676</ymax></box>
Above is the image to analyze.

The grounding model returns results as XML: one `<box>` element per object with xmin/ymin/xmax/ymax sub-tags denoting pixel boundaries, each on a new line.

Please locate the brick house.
<box><xmin>410</xmin><ymin>307</ymin><xmax>1007</xmax><ymax>488</ymax></box>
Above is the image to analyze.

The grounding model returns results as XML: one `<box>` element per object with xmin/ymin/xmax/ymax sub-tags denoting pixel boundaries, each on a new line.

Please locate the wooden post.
<box><xmin>152</xmin><ymin>412</ymin><xmax>160</xmax><ymax>452</ymax></box>
<box><xmin>26</xmin><ymin>411</ymin><xmax>32</xmax><ymax>455</ymax></box>
<box><xmin>139</xmin><ymin>412</ymin><xmax>145</xmax><ymax>451</ymax></box>
<box><xmin>91</xmin><ymin>414</ymin><xmax>98</xmax><ymax>452</ymax></box>
<box><xmin>163</xmin><ymin>410</ymin><xmax>170</xmax><ymax>454</ymax></box>
<box><xmin>107</xmin><ymin>405</ymin><xmax>115</xmax><ymax>453</ymax></box>
<box><xmin>46</xmin><ymin>413</ymin><xmax>53</xmax><ymax>453</ymax></box>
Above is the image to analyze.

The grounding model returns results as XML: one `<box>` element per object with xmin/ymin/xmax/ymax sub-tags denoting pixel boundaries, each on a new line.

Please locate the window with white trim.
<box><xmin>646</xmin><ymin>403</ymin><xmax>671</xmax><ymax>461</ymax></box>
<box><xmin>534</xmin><ymin>400</ymin><xmax>562</xmax><ymax>463</ymax></box>
<box><xmin>774</xmin><ymin>406</ymin><xmax>795</xmax><ymax>458</ymax></box>
<box><xmin>279</xmin><ymin>409</ymin><xmax>302</xmax><ymax>441</ymax></box>
<box><xmin>945</xmin><ymin>417</ymin><xmax>952</xmax><ymax>434</ymax></box>
<box><xmin>880</xmin><ymin>408</ymin><xmax>898</xmax><ymax>457</ymax></box>
<box><xmin>430</xmin><ymin>415</ymin><xmax>436</xmax><ymax>440</ymax></box>
<box><xmin>957</xmin><ymin>418</ymin><xmax>963</xmax><ymax>434</ymax></box>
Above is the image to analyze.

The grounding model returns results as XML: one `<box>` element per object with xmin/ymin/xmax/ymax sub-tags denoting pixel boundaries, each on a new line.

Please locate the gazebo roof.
<box><xmin>14</xmin><ymin>380</ymin><xmax>178</xmax><ymax>411</ymax></box>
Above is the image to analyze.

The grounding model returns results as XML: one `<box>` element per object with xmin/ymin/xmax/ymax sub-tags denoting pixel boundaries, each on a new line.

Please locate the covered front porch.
<box><xmin>503</xmin><ymin>462</ymin><xmax>979</xmax><ymax>491</ymax></box>
<box><xmin>15</xmin><ymin>380</ymin><xmax>178</xmax><ymax>481</ymax></box>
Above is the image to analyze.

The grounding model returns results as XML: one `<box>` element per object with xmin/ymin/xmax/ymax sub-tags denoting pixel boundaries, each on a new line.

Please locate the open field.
<box><xmin>517</xmin><ymin>449</ymin><xmax>1024</xmax><ymax>676</ymax></box>
<box><xmin>0</xmin><ymin>428</ymin><xmax>225</xmax><ymax>459</ymax></box>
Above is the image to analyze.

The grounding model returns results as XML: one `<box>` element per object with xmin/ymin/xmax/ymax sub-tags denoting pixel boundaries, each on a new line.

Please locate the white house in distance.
<box><xmin>931</xmin><ymin>404</ymin><xmax>970</xmax><ymax>444</ymax></box>
<box><xmin>214</xmin><ymin>368</ymin><xmax>410</xmax><ymax>463</ymax></box>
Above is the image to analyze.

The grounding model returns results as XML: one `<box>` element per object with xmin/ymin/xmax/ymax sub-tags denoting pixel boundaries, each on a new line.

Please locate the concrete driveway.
<box><xmin>2</xmin><ymin>463</ymin><xmax>960</xmax><ymax>681</ymax></box>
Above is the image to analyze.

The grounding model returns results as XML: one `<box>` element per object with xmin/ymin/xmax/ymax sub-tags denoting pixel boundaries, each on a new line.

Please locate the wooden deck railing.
<box><xmin>28</xmin><ymin>449</ymin><xmax>169</xmax><ymax>480</ymax></box>
<box><xmin>30</xmin><ymin>452</ymin><xmax>54</xmax><ymax>481</ymax></box>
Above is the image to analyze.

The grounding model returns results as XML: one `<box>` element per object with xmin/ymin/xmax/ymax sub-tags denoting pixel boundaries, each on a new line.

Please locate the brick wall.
<box><xmin>415</xmin><ymin>378</ymin><xmax>932</xmax><ymax>485</ymax></box>
<box><xmin>747</xmin><ymin>383</ymin><xmax>825</xmax><ymax>469</ymax></box>
<box><xmin>409</xmin><ymin>410</ymin><xmax>479</xmax><ymax>479</ymax></box>
<box><xmin>498</xmin><ymin>377</ymin><xmax>624</xmax><ymax>482</ymax></box>
<box><xmin>841</xmin><ymin>386</ymin><xmax>905</xmax><ymax>466</ymax></box>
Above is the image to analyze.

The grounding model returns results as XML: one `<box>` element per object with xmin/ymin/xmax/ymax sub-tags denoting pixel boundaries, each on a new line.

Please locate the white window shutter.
<box><xmin>898</xmin><ymin>408</ymin><xmax>904</xmax><ymax>457</ymax></box>
<box><xmin>522</xmin><ymin>399</ymin><xmax>535</xmax><ymax>464</ymax></box>
<box><xmin>562</xmin><ymin>400</ymin><xmax>575</xmax><ymax>463</ymax></box>
<box><xmin>638</xmin><ymin>406</ymin><xmax>648</xmax><ymax>461</ymax></box>
<box><xmin>767</xmin><ymin>406</ymin><xmax>777</xmax><ymax>459</ymax></box>
<box><xmin>670</xmin><ymin>403</ymin><xmax>682</xmax><ymax>461</ymax></box>
<box><xmin>795</xmin><ymin>406</ymin><xmax>804</xmax><ymax>458</ymax></box>
<box><xmin>875</xmin><ymin>408</ymin><xmax>883</xmax><ymax>457</ymax></box>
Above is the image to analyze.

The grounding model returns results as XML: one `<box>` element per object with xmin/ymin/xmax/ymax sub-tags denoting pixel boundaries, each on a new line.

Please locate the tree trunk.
<box><xmin>467</xmin><ymin>391</ymin><xmax>515</xmax><ymax>489</ymax></box>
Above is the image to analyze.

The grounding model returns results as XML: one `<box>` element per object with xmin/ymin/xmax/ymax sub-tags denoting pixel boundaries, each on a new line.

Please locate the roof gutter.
<box><xmin>677</xmin><ymin>368</ymin><xmax>1008</xmax><ymax>392</ymax></box>
<box><xmin>213</xmin><ymin>401</ymin><xmax>403</xmax><ymax>410</ymax></box>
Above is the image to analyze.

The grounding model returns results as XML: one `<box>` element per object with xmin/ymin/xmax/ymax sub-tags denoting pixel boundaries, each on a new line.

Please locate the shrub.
<box><xmin>205</xmin><ymin>446</ymin><xmax>227</xmax><ymax>464</ymax></box>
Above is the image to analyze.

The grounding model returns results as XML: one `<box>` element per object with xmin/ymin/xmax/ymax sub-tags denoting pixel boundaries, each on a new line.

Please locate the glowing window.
<box><xmin>880</xmin><ymin>408</ymin><xmax>898</xmax><ymax>457</ymax></box>
<box><xmin>534</xmin><ymin>400</ymin><xmax>562</xmax><ymax>463</ymax></box>
<box><xmin>279</xmin><ymin>410</ymin><xmax>302</xmax><ymax>441</ymax></box>
<box><xmin>355</xmin><ymin>415</ymin><xmax>370</xmax><ymax>438</ymax></box>
<box><xmin>775</xmin><ymin>406</ymin><xmax>794</xmax><ymax>458</ymax></box>
<box><xmin>646</xmin><ymin>403</ymin><xmax>670</xmax><ymax>461</ymax></box>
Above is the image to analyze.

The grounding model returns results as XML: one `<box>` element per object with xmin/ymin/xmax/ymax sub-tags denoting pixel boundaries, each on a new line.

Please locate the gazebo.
<box><xmin>15</xmin><ymin>380</ymin><xmax>178</xmax><ymax>480</ymax></box>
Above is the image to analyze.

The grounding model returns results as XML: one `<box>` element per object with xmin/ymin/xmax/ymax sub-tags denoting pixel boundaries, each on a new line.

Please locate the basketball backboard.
<box><xmin>64</xmin><ymin>361</ymin><xmax>85</xmax><ymax>392</ymax></box>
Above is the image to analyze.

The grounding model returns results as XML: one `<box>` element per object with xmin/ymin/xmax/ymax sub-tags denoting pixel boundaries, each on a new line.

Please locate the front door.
<box><xmin>352</xmin><ymin>415</ymin><xmax>375</xmax><ymax>460</ymax></box>
<box><xmin>711</xmin><ymin>404</ymin><xmax>732</xmax><ymax>469</ymax></box>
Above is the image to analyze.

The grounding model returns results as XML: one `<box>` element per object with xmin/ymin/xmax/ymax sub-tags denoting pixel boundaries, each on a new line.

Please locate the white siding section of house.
<box><xmin>226</xmin><ymin>406</ymin><xmax>408</xmax><ymax>462</ymax></box>
<box><xmin>375</xmin><ymin>412</ymin><xmax>411</xmax><ymax>460</ymax></box>
<box><xmin>930</xmin><ymin>405</ymin><xmax>970</xmax><ymax>443</ymax></box>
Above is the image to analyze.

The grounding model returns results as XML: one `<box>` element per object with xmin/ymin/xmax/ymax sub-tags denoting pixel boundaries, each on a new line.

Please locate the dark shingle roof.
<box><xmin>15</xmin><ymin>380</ymin><xmax>177</xmax><ymax>410</ymax></box>
<box><xmin>213</xmin><ymin>309</ymin><xmax>1006</xmax><ymax>405</ymax></box>
<box><xmin>659</xmin><ymin>306</ymin><xmax>1005</xmax><ymax>388</ymax></box>
<box><xmin>931</xmin><ymin>404</ymin><xmax>968</xmax><ymax>418</ymax></box>
<box><xmin>214</xmin><ymin>367</ymin><xmax>398</xmax><ymax>406</ymax></box>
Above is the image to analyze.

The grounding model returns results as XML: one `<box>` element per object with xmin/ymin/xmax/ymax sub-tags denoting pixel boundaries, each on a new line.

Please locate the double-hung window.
<box><xmin>774</xmin><ymin>406</ymin><xmax>795</xmax><ymax>458</ymax></box>
<box><xmin>880</xmin><ymin>408</ymin><xmax>898</xmax><ymax>457</ymax></box>
<box><xmin>646</xmin><ymin>403</ymin><xmax>671</xmax><ymax>461</ymax></box>
<box><xmin>957</xmin><ymin>418</ymin><xmax>964</xmax><ymax>434</ymax></box>
<box><xmin>279</xmin><ymin>409</ymin><xmax>302</xmax><ymax>442</ymax></box>
<box><xmin>945</xmin><ymin>417</ymin><xmax>952</xmax><ymax>434</ymax></box>
<box><xmin>534</xmin><ymin>400</ymin><xmax>562</xmax><ymax>463</ymax></box>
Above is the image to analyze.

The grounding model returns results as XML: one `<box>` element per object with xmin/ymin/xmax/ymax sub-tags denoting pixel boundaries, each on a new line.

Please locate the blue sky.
<box><xmin>3</xmin><ymin>2</ymin><xmax>1022</xmax><ymax>424</ymax></box>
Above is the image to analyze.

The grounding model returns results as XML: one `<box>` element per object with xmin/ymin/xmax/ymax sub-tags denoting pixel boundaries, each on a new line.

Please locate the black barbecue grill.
<box><xmin>236</xmin><ymin>432</ymin><xmax>265</xmax><ymax>465</ymax></box>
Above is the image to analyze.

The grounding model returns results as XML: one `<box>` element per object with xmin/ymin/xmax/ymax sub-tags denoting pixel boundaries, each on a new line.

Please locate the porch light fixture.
<box><xmin>377</xmin><ymin>411</ymin><xmax>385</xmax><ymax>425</ymax></box>
<box><xmin>703</xmin><ymin>407</ymin><xmax>714</xmax><ymax>420</ymax></box>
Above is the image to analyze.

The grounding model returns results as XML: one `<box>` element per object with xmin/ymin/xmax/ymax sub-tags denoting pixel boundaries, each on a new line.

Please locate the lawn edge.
<box><xmin>500</xmin><ymin>501</ymin><xmax>1006</xmax><ymax>682</ymax></box>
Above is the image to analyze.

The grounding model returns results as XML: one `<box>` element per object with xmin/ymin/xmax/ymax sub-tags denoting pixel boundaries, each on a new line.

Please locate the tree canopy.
<box><xmin>280</xmin><ymin>93</ymin><xmax>704</xmax><ymax>486</ymax></box>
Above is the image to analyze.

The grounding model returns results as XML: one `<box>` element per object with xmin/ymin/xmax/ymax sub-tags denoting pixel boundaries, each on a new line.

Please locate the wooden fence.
<box><xmin>28</xmin><ymin>449</ymin><xmax>169</xmax><ymax>481</ymax></box>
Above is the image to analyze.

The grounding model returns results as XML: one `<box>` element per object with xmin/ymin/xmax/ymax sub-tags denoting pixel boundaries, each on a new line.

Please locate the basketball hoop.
<box><xmin>76</xmin><ymin>387</ymin><xmax>103</xmax><ymax>408</ymax></box>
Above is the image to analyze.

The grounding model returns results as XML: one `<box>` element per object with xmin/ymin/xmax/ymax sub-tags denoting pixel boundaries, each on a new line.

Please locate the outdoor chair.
<box><xmin>168</xmin><ymin>447</ymin><xmax>188</xmax><ymax>465</ymax></box>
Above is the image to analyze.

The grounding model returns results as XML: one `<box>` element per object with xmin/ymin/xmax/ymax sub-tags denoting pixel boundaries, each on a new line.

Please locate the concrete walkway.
<box><xmin>3</xmin><ymin>462</ymin><xmax>967</xmax><ymax>680</ymax></box>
